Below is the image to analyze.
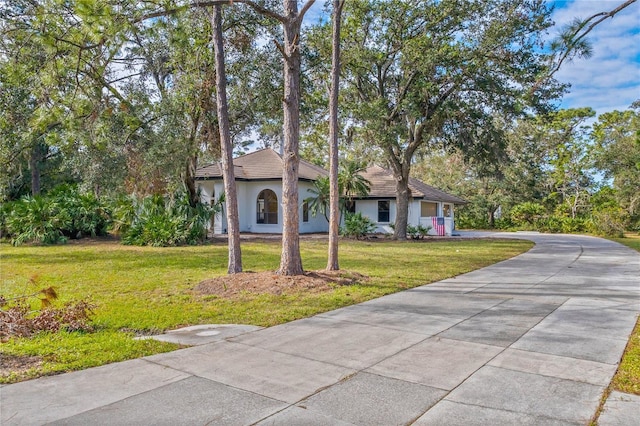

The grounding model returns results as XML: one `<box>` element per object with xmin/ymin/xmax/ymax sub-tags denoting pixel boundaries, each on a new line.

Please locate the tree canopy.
<box><xmin>2</xmin><ymin>0</ymin><xmax>638</xmax><ymax>254</ymax></box>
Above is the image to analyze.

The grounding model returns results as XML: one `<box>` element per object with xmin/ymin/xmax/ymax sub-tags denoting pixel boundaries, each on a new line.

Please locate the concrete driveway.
<box><xmin>1</xmin><ymin>233</ymin><xmax>639</xmax><ymax>425</ymax></box>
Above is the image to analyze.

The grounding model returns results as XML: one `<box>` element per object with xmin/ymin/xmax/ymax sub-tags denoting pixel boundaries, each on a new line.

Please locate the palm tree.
<box><xmin>339</xmin><ymin>160</ymin><xmax>370</xmax><ymax>214</ymax></box>
<box><xmin>305</xmin><ymin>176</ymin><xmax>331</xmax><ymax>221</ymax></box>
<box><xmin>305</xmin><ymin>160</ymin><xmax>371</xmax><ymax>223</ymax></box>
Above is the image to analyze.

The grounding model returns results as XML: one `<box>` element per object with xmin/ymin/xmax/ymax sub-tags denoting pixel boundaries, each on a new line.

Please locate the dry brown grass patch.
<box><xmin>0</xmin><ymin>353</ymin><xmax>43</xmax><ymax>379</ymax></box>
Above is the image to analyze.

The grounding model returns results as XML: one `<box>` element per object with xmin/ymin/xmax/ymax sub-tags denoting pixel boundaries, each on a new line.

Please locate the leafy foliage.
<box><xmin>3</xmin><ymin>185</ymin><xmax>110</xmax><ymax>245</ymax></box>
<box><xmin>414</xmin><ymin>105</ymin><xmax>639</xmax><ymax>236</ymax></box>
<box><xmin>406</xmin><ymin>224</ymin><xmax>432</xmax><ymax>240</ymax></box>
<box><xmin>341</xmin><ymin>212</ymin><xmax>375</xmax><ymax>239</ymax></box>
<box><xmin>509</xmin><ymin>202</ymin><xmax>546</xmax><ymax>228</ymax></box>
<box><xmin>305</xmin><ymin>176</ymin><xmax>331</xmax><ymax>221</ymax></box>
<box><xmin>304</xmin><ymin>160</ymin><xmax>371</xmax><ymax>223</ymax></box>
<box><xmin>120</xmin><ymin>191</ymin><xmax>216</xmax><ymax>247</ymax></box>
<box><xmin>5</xmin><ymin>196</ymin><xmax>68</xmax><ymax>245</ymax></box>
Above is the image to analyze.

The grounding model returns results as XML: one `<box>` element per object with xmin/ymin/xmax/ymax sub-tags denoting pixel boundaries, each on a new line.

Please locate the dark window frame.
<box><xmin>302</xmin><ymin>200</ymin><xmax>309</xmax><ymax>223</ymax></box>
<box><xmin>378</xmin><ymin>200</ymin><xmax>390</xmax><ymax>223</ymax></box>
<box><xmin>345</xmin><ymin>200</ymin><xmax>356</xmax><ymax>214</ymax></box>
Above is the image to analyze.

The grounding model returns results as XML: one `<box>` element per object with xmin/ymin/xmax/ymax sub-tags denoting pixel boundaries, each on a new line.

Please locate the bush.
<box><xmin>3</xmin><ymin>185</ymin><xmax>110</xmax><ymax>245</ymax></box>
<box><xmin>535</xmin><ymin>215</ymin><xmax>563</xmax><ymax>233</ymax></box>
<box><xmin>587</xmin><ymin>209</ymin><xmax>627</xmax><ymax>237</ymax></box>
<box><xmin>406</xmin><ymin>224</ymin><xmax>432</xmax><ymax>239</ymax></box>
<box><xmin>509</xmin><ymin>202</ymin><xmax>546</xmax><ymax>228</ymax></box>
<box><xmin>341</xmin><ymin>212</ymin><xmax>375</xmax><ymax>239</ymax></box>
<box><xmin>50</xmin><ymin>185</ymin><xmax>110</xmax><ymax>239</ymax></box>
<box><xmin>120</xmin><ymin>191</ymin><xmax>214</xmax><ymax>247</ymax></box>
<box><xmin>5</xmin><ymin>196</ymin><xmax>68</xmax><ymax>245</ymax></box>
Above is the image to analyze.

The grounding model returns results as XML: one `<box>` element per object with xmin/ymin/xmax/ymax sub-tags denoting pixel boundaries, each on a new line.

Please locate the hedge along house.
<box><xmin>195</xmin><ymin>149</ymin><xmax>466</xmax><ymax>236</ymax></box>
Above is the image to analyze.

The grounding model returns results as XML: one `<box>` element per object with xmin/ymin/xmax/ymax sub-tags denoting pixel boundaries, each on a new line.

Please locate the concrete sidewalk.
<box><xmin>1</xmin><ymin>234</ymin><xmax>639</xmax><ymax>425</ymax></box>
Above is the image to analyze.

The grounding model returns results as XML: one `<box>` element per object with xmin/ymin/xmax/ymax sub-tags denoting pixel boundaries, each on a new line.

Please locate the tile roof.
<box><xmin>359</xmin><ymin>165</ymin><xmax>467</xmax><ymax>204</ymax></box>
<box><xmin>195</xmin><ymin>149</ymin><xmax>465</xmax><ymax>204</ymax></box>
<box><xmin>195</xmin><ymin>148</ymin><xmax>328</xmax><ymax>181</ymax></box>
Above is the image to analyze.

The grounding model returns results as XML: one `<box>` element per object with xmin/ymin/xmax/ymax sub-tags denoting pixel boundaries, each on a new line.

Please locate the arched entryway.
<box><xmin>257</xmin><ymin>189</ymin><xmax>278</xmax><ymax>224</ymax></box>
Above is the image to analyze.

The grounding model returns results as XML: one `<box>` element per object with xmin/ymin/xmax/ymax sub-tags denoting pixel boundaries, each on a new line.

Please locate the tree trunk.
<box><xmin>394</xmin><ymin>176</ymin><xmax>410</xmax><ymax>240</ymax></box>
<box><xmin>388</xmin><ymin>151</ymin><xmax>412</xmax><ymax>240</ymax></box>
<box><xmin>278</xmin><ymin>0</ymin><xmax>304</xmax><ymax>275</ymax></box>
<box><xmin>212</xmin><ymin>4</ymin><xmax>242</xmax><ymax>273</ymax></box>
<box><xmin>184</xmin><ymin>155</ymin><xmax>199</xmax><ymax>207</ymax></box>
<box><xmin>488</xmin><ymin>209</ymin><xmax>496</xmax><ymax>228</ymax></box>
<box><xmin>327</xmin><ymin>0</ymin><xmax>344</xmax><ymax>271</ymax></box>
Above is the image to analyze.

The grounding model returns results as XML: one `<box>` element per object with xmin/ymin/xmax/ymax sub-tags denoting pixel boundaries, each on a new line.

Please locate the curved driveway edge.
<box><xmin>1</xmin><ymin>234</ymin><xmax>639</xmax><ymax>425</ymax></box>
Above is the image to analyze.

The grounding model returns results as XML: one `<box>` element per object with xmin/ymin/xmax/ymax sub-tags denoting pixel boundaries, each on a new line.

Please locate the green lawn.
<box><xmin>1</xmin><ymin>238</ymin><xmax>531</xmax><ymax>383</ymax></box>
<box><xmin>611</xmin><ymin>234</ymin><xmax>640</xmax><ymax>252</ymax></box>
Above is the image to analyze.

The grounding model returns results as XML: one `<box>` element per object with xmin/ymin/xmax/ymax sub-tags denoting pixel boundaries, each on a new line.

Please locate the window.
<box><xmin>345</xmin><ymin>200</ymin><xmax>356</xmax><ymax>214</ymax></box>
<box><xmin>302</xmin><ymin>201</ymin><xmax>309</xmax><ymax>222</ymax></box>
<box><xmin>421</xmin><ymin>201</ymin><xmax>438</xmax><ymax>217</ymax></box>
<box><xmin>378</xmin><ymin>200</ymin><xmax>390</xmax><ymax>222</ymax></box>
<box><xmin>443</xmin><ymin>204</ymin><xmax>452</xmax><ymax>217</ymax></box>
<box><xmin>257</xmin><ymin>189</ymin><xmax>278</xmax><ymax>224</ymax></box>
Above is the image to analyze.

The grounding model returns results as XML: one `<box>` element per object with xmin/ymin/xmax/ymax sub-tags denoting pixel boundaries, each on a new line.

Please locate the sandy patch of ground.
<box><xmin>194</xmin><ymin>270</ymin><xmax>368</xmax><ymax>297</ymax></box>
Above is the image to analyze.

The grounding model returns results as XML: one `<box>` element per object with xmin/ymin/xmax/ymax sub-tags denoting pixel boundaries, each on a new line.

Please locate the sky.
<box><xmin>302</xmin><ymin>0</ymin><xmax>640</xmax><ymax>120</ymax></box>
<box><xmin>550</xmin><ymin>0</ymin><xmax>640</xmax><ymax>118</ymax></box>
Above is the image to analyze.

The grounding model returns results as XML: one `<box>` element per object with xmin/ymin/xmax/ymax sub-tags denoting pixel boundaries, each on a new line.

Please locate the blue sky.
<box><xmin>303</xmin><ymin>0</ymin><xmax>639</xmax><ymax>119</ymax></box>
<box><xmin>550</xmin><ymin>0</ymin><xmax>640</xmax><ymax>118</ymax></box>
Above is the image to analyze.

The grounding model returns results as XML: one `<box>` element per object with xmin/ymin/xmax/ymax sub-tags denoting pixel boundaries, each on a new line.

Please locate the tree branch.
<box><xmin>548</xmin><ymin>0</ymin><xmax>637</xmax><ymax>79</ymax></box>
<box><xmin>387</xmin><ymin>70</ymin><xmax>418</xmax><ymax>122</ymax></box>
<box><xmin>297</xmin><ymin>0</ymin><xmax>317</xmax><ymax>24</ymax></box>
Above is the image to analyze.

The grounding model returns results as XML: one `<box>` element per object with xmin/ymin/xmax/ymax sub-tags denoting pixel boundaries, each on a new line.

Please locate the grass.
<box><xmin>611</xmin><ymin>233</ymin><xmax>640</xmax><ymax>252</ymax></box>
<box><xmin>1</xmin><ymin>238</ymin><xmax>531</xmax><ymax>383</ymax></box>
<box><xmin>608</xmin><ymin>233</ymin><xmax>640</xmax><ymax>396</ymax></box>
<box><xmin>611</xmin><ymin>319</ymin><xmax>640</xmax><ymax>395</ymax></box>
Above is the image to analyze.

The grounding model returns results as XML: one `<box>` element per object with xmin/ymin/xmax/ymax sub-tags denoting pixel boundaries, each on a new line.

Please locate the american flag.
<box><xmin>432</xmin><ymin>217</ymin><xmax>445</xmax><ymax>236</ymax></box>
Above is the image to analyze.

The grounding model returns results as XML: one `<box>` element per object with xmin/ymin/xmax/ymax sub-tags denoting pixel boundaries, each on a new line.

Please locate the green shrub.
<box><xmin>50</xmin><ymin>185</ymin><xmax>110</xmax><ymax>239</ymax></box>
<box><xmin>453</xmin><ymin>208</ymin><xmax>490</xmax><ymax>229</ymax></box>
<box><xmin>5</xmin><ymin>196</ymin><xmax>68</xmax><ymax>245</ymax></box>
<box><xmin>407</xmin><ymin>224</ymin><xmax>432</xmax><ymax>239</ymax></box>
<box><xmin>3</xmin><ymin>185</ymin><xmax>110</xmax><ymax>245</ymax></box>
<box><xmin>509</xmin><ymin>202</ymin><xmax>546</xmax><ymax>228</ymax></box>
<box><xmin>587</xmin><ymin>209</ymin><xmax>627</xmax><ymax>237</ymax></box>
<box><xmin>121</xmin><ymin>191</ymin><xmax>214</xmax><ymax>247</ymax></box>
<box><xmin>109</xmin><ymin>194</ymin><xmax>137</xmax><ymax>235</ymax></box>
<box><xmin>494</xmin><ymin>217</ymin><xmax>514</xmax><ymax>230</ymax></box>
<box><xmin>535</xmin><ymin>215</ymin><xmax>563</xmax><ymax>233</ymax></box>
<box><xmin>560</xmin><ymin>217</ymin><xmax>586</xmax><ymax>233</ymax></box>
<box><xmin>341</xmin><ymin>212</ymin><xmax>375</xmax><ymax>239</ymax></box>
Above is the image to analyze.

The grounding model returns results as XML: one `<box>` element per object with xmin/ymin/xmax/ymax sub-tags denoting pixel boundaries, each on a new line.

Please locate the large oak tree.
<box><xmin>331</xmin><ymin>0</ymin><xmax>563</xmax><ymax>239</ymax></box>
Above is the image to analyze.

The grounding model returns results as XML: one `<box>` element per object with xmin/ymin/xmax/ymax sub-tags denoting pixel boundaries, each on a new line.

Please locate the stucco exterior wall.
<box><xmin>353</xmin><ymin>199</ymin><xmax>455</xmax><ymax>236</ymax></box>
<box><xmin>197</xmin><ymin>180</ymin><xmax>458</xmax><ymax>236</ymax></box>
<box><xmin>197</xmin><ymin>180</ymin><xmax>328</xmax><ymax>234</ymax></box>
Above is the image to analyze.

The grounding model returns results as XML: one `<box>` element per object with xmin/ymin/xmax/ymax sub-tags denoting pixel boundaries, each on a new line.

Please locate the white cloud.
<box><xmin>550</xmin><ymin>0</ymin><xmax>640</xmax><ymax>117</ymax></box>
